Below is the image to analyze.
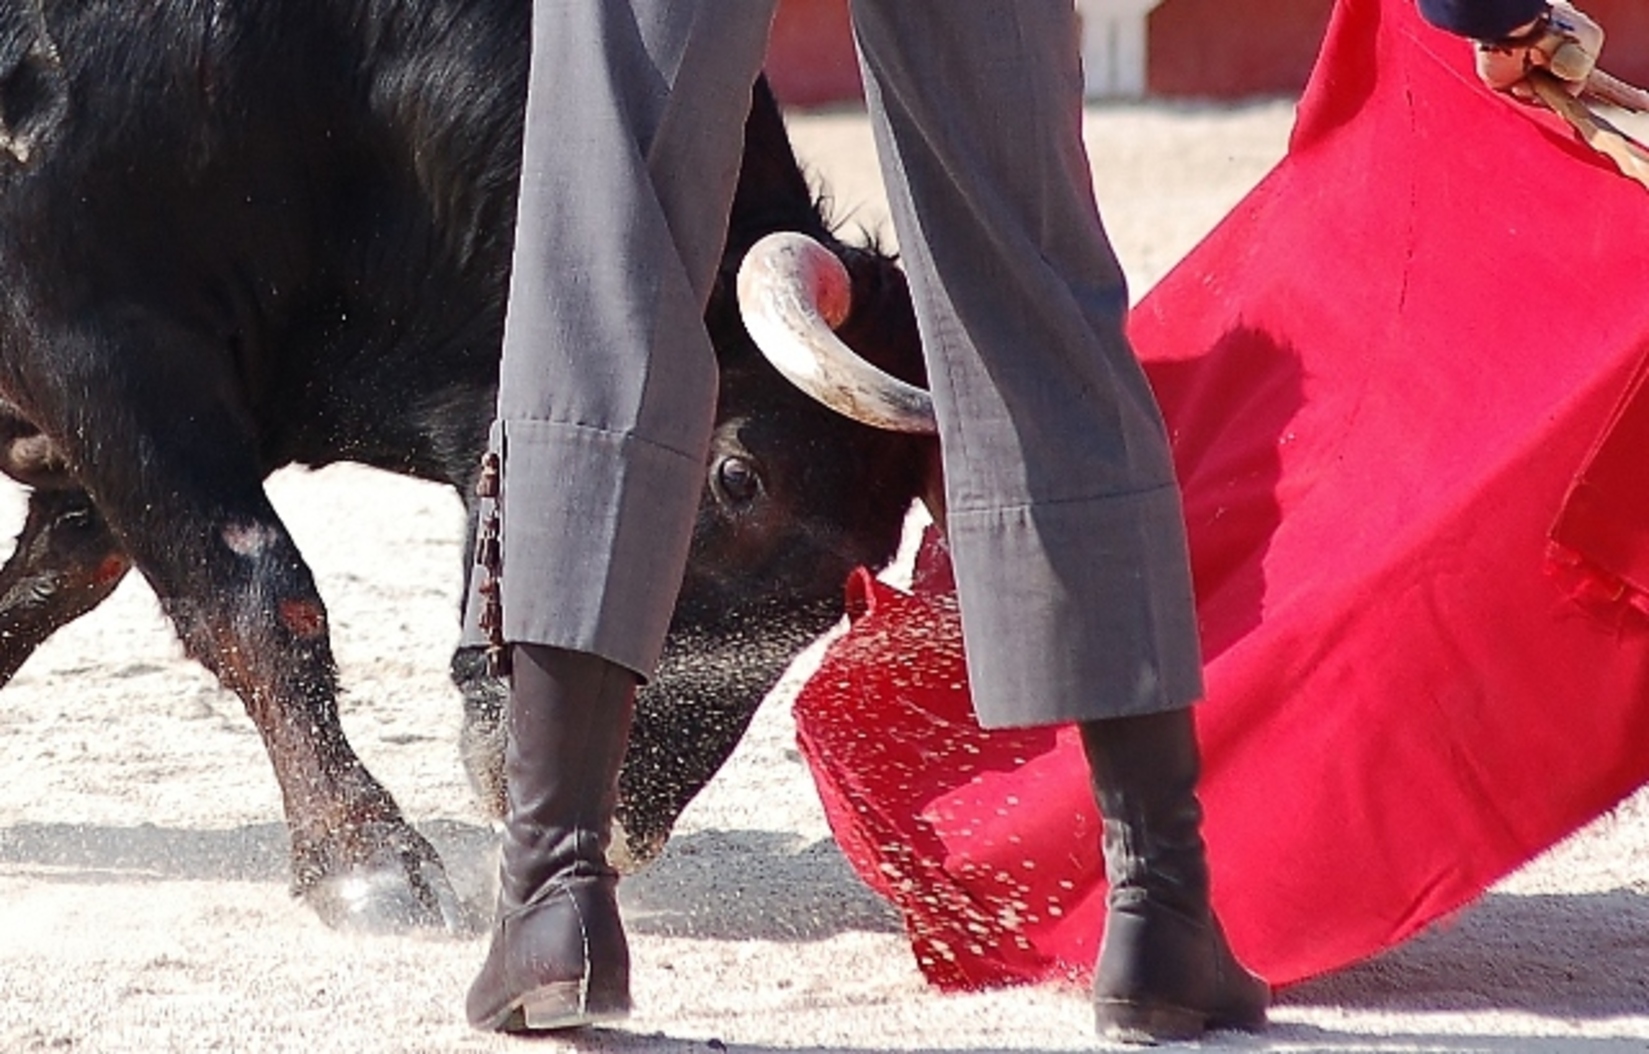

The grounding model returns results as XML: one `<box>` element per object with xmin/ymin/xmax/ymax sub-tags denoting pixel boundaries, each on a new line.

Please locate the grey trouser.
<box><xmin>473</xmin><ymin>1</ymin><xmax>1204</xmax><ymax>728</ymax></box>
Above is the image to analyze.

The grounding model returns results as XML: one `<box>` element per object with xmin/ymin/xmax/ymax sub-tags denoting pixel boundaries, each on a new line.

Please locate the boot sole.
<box><xmin>483</xmin><ymin>981</ymin><xmax>631</xmax><ymax>1033</ymax></box>
<box><xmin>1096</xmin><ymin>998</ymin><xmax>1267</xmax><ymax>1046</ymax></box>
<box><xmin>1096</xmin><ymin>1000</ymin><xmax>1205</xmax><ymax>1046</ymax></box>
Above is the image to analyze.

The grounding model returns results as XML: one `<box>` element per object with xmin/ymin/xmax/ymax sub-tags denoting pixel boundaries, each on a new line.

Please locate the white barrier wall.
<box><xmin>1077</xmin><ymin>0</ymin><xmax>1166</xmax><ymax>97</ymax></box>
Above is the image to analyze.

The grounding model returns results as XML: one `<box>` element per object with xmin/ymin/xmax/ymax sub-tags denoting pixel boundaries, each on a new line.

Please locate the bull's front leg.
<box><xmin>0</xmin><ymin>487</ymin><xmax>131</xmax><ymax>684</ymax></box>
<box><xmin>148</xmin><ymin>504</ymin><xmax>466</xmax><ymax>934</ymax></box>
<box><xmin>22</xmin><ymin>313</ymin><xmax>466</xmax><ymax>934</ymax></box>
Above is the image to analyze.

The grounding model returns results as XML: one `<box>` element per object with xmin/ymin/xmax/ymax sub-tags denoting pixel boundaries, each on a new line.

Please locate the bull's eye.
<box><xmin>714</xmin><ymin>455</ymin><xmax>762</xmax><ymax>505</ymax></box>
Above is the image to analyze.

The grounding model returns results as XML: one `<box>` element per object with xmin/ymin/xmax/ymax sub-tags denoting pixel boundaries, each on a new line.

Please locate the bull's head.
<box><xmin>605</xmin><ymin>230</ymin><xmax>953</xmax><ymax>871</ymax></box>
<box><xmin>461</xmin><ymin>225</ymin><xmax>941</xmax><ymax>875</ymax></box>
<box><xmin>609</xmin><ymin>230</ymin><xmax>939</xmax><ymax>870</ymax></box>
<box><xmin>459</xmin><ymin>87</ymin><xmax>945</xmax><ymax>875</ymax></box>
<box><xmin>736</xmin><ymin>231</ymin><xmax>945</xmax><ymax>529</ymax></box>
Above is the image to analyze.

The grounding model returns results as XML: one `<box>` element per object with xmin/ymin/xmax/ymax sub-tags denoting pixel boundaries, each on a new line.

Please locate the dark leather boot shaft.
<box><xmin>496</xmin><ymin>644</ymin><xmax>634</xmax><ymax>910</ymax></box>
<box><xmin>1080</xmin><ymin>709</ymin><xmax>1269</xmax><ymax>1044</ymax></box>
<box><xmin>467</xmin><ymin>644</ymin><xmax>637</xmax><ymax>1032</ymax></box>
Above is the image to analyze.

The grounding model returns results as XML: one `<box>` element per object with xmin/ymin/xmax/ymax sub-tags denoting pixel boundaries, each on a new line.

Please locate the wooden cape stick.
<box><xmin>1530</xmin><ymin>68</ymin><xmax>1649</xmax><ymax>190</ymax></box>
<box><xmin>1584</xmin><ymin>68</ymin><xmax>1649</xmax><ymax>114</ymax></box>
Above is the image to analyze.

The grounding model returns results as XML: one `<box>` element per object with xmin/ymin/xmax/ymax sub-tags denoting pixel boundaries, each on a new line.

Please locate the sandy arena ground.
<box><xmin>2</xmin><ymin>97</ymin><xmax>1648</xmax><ymax>1053</ymax></box>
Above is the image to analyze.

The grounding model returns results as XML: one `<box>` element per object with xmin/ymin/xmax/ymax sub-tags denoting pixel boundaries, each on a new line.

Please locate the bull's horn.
<box><xmin>737</xmin><ymin>231</ymin><xmax>938</xmax><ymax>435</ymax></box>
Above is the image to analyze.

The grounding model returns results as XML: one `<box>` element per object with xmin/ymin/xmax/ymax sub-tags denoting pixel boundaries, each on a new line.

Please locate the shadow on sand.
<box><xmin>1282</xmin><ymin>888</ymin><xmax>1649</xmax><ymax>1019</ymax></box>
<box><xmin>0</xmin><ymin>817</ymin><xmax>899</xmax><ymax>945</ymax></box>
<box><xmin>4</xmin><ymin>818</ymin><xmax>1645</xmax><ymax>1043</ymax></box>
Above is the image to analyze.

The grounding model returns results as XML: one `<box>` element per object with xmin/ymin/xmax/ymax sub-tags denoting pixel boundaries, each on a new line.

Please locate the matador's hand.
<box><xmin>1475</xmin><ymin>2</ymin><xmax>1603</xmax><ymax>96</ymax></box>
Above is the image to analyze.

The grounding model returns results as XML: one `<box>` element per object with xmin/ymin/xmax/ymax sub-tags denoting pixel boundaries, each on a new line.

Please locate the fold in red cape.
<box><xmin>793</xmin><ymin>0</ymin><xmax>1649</xmax><ymax>990</ymax></box>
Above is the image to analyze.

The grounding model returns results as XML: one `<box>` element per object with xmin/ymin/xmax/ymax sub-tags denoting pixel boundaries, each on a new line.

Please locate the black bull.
<box><xmin>0</xmin><ymin>2</ymin><xmax>932</xmax><ymax>930</ymax></box>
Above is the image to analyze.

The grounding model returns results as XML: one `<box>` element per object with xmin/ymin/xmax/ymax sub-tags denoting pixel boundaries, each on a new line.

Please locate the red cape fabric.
<box><xmin>793</xmin><ymin>0</ymin><xmax>1649</xmax><ymax>990</ymax></box>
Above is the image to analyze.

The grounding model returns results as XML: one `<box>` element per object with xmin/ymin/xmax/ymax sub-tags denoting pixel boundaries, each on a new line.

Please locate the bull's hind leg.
<box><xmin>0</xmin><ymin>487</ymin><xmax>130</xmax><ymax>684</ymax></box>
<box><xmin>26</xmin><ymin>318</ymin><xmax>463</xmax><ymax>933</ymax></box>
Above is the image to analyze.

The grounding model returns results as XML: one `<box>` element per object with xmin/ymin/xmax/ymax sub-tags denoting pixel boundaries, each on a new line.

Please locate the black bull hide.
<box><xmin>0</xmin><ymin>2</ymin><xmax>932</xmax><ymax>931</ymax></box>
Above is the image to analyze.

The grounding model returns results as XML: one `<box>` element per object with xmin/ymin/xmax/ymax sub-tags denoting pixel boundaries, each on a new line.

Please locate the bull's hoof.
<box><xmin>303</xmin><ymin>855</ymin><xmax>472</xmax><ymax>935</ymax></box>
<box><xmin>294</xmin><ymin>824</ymin><xmax>474</xmax><ymax>935</ymax></box>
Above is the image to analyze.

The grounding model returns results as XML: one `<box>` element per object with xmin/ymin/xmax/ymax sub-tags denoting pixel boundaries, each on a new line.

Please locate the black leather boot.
<box><xmin>466</xmin><ymin>644</ymin><xmax>636</xmax><ymax>1032</ymax></box>
<box><xmin>1080</xmin><ymin>709</ymin><xmax>1269</xmax><ymax>1044</ymax></box>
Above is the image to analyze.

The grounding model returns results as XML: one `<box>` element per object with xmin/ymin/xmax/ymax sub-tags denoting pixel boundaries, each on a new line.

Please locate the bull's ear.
<box><xmin>0</xmin><ymin>19</ymin><xmax>68</xmax><ymax>165</ymax></box>
<box><xmin>730</xmin><ymin>74</ymin><xmax>830</xmax><ymax>240</ymax></box>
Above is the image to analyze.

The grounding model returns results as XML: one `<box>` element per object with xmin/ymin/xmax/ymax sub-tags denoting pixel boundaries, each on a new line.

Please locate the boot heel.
<box><xmin>1094</xmin><ymin>1000</ymin><xmax>1204</xmax><ymax>1045</ymax></box>
<box><xmin>519</xmin><ymin>980</ymin><xmax>631</xmax><ymax>1031</ymax></box>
